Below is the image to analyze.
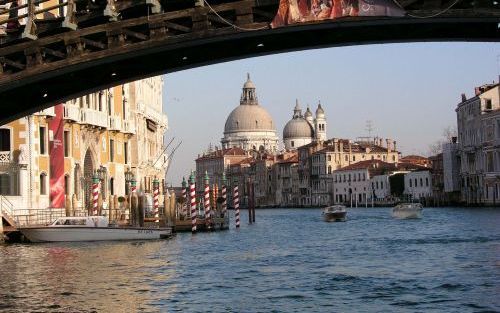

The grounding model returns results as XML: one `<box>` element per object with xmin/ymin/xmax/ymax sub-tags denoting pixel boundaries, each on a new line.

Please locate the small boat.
<box><xmin>392</xmin><ymin>203</ymin><xmax>423</xmax><ymax>219</ymax></box>
<box><xmin>322</xmin><ymin>205</ymin><xmax>347</xmax><ymax>222</ymax></box>
<box><xmin>18</xmin><ymin>216</ymin><xmax>172</xmax><ymax>243</ymax></box>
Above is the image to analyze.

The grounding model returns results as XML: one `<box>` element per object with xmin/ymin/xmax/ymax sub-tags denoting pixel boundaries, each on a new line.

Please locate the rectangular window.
<box><xmin>0</xmin><ymin>129</ymin><xmax>11</xmax><ymax>151</ymax></box>
<box><xmin>124</xmin><ymin>142</ymin><xmax>128</xmax><ymax>164</ymax></box>
<box><xmin>110</xmin><ymin>139</ymin><xmax>114</xmax><ymax>162</ymax></box>
<box><xmin>39</xmin><ymin>126</ymin><xmax>46</xmax><ymax>154</ymax></box>
<box><xmin>64</xmin><ymin>175</ymin><xmax>69</xmax><ymax>195</ymax></box>
<box><xmin>63</xmin><ymin>130</ymin><xmax>70</xmax><ymax>157</ymax></box>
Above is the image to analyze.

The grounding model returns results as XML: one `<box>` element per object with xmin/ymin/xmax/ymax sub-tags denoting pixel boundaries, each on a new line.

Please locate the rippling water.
<box><xmin>1</xmin><ymin>207</ymin><xmax>499</xmax><ymax>312</ymax></box>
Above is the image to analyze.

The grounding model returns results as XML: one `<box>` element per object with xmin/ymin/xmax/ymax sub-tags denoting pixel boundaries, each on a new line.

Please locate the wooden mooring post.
<box><xmin>247</xmin><ymin>178</ymin><xmax>255</xmax><ymax>224</ymax></box>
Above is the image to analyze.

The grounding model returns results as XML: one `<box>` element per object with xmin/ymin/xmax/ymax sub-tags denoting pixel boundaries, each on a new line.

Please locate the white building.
<box><xmin>404</xmin><ymin>171</ymin><xmax>432</xmax><ymax>201</ymax></box>
<box><xmin>221</xmin><ymin>74</ymin><xmax>279</xmax><ymax>152</ymax></box>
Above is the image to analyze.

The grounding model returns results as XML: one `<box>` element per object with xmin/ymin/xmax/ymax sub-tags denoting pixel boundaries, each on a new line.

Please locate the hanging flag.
<box><xmin>271</xmin><ymin>0</ymin><xmax>405</xmax><ymax>28</ymax></box>
<box><xmin>49</xmin><ymin>104</ymin><xmax>65</xmax><ymax>208</ymax></box>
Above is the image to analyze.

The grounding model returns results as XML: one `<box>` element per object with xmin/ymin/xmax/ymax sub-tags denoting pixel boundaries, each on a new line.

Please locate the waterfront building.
<box><xmin>195</xmin><ymin>147</ymin><xmax>248</xmax><ymax>195</ymax></box>
<box><xmin>0</xmin><ymin>77</ymin><xmax>167</xmax><ymax>218</ymax></box>
<box><xmin>332</xmin><ymin>160</ymin><xmax>398</xmax><ymax>206</ymax></box>
<box><xmin>443</xmin><ymin>139</ymin><xmax>461</xmax><ymax>194</ymax></box>
<box><xmin>283</xmin><ymin>100</ymin><xmax>327</xmax><ymax>150</ymax></box>
<box><xmin>273</xmin><ymin>152</ymin><xmax>299</xmax><ymax>206</ymax></box>
<box><xmin>429</xmin><ymin>153</ymin><xmax>445</xmax><ymax>205</ymax></box>
<box><xmin>456</xmin><ymin>82</ymin><xmax>500</xmax><ymax>205</ymax></box>
<box><xmin>307</xmin><ymin>137</ymin><xmax>399</xmax><ymax>206</ymax></box>
<box><xmin>221</xmin><ymin>74</ymin><xmax>279</xmax><ymax>152</ymax></box>
<box><xmin>404</xmin><ymin>170</ymin><xmax>432</xmax><ymax>201</ymax></box>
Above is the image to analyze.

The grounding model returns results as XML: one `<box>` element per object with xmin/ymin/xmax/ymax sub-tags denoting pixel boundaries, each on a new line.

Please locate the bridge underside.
<box><xmin>0</xmin><ymin>0</ymin><xmax>498</xmax><ymax>124</ymax></box>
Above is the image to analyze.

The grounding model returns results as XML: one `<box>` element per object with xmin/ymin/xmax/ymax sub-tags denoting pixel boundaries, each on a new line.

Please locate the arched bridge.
<box><xmin>0</xmin><ymin>0</ymin><xmax>498</xmax><ymax>124</ymax></box>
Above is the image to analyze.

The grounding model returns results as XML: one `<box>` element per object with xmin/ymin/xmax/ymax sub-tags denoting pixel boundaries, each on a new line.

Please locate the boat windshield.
<box><xmin>54</xmin><ymin>219</ymin><xmax>87</xmax><ymax>226</ymax></box>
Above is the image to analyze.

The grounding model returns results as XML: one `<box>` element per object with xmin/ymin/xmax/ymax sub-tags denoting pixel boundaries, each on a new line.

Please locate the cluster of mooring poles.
<box><xmin>84</xmin><ymin>168</ymin><xmax>178</xmax><ymax>229</ymax></box>
<box><xmin>174</xmin><ymin>171</ymin><xmax>254</xmax><ymax>233</ymax></box>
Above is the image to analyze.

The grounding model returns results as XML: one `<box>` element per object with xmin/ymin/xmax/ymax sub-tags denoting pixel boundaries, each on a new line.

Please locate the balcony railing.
<box><xmin>123</xmin><ymin>120</ymin><xmax>136</xmax><ymax>134</ymax></box>
<box><xmin>63</xmin><ymin>105</ymin><xmax>81</xmax><ymax>122</ymax></box>
<box><xmin>81</xmin><ymin>108</ymin><xmax>108</xmax><ymax>128</ymax></box>
<box><xmin>34</xmin><ymin>107</ymin><xmax>55</xmax><ymax>117</ymax></box>
<box><xmin>109</xmin><ymin>116</ymin><xmax>122</xmax><ymax>131</ymax></box>
<box><xmin>0</xmin><ymin>151</ymin><xmax>11</xmax><ymax>163</ymax></box>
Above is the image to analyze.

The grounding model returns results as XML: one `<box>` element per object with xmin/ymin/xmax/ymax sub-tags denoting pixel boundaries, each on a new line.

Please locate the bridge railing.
<box><xmin>0</xmin><ymin>0</ymin><xmax>77</xmax><ymax>39</ymax></box>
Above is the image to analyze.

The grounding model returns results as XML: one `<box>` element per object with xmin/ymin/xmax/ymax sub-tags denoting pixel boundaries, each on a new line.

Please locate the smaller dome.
<box><xmin>283</xmin><ymin>118</ymin><xmax>314</xmax><ymax>139</ymax></box>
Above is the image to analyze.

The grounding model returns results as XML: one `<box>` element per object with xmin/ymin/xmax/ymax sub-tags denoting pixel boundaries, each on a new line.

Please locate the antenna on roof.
<box><xmin>365</xmin><ymin>120</ymin><xmax>374</xmax><ymax>138</ymax></box>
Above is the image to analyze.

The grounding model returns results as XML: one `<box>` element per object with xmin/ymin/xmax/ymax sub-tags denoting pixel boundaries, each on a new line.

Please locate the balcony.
<box><xmin>123</xmin><ymin>120</ymin><xmax>136</xmax><ymax>134</ymax></box>
<box><xmin>0</xmin><ymin>151</ymin><xmax>11</xmax><ymax>163</ymax></box>
<box><xmin>63</xmin><ymin>105</ymin><xmax>81</xmax><ymax>122</ymax></box>
<box><xmin>34</xmin><ymin>107</ymin><xmax>55</xmax><ymax>117</ymax></box>
<box><xmin>145</xmin><ymin>106</ymin><xmax>168</xmax><ymax>127</ymax></box>
<box><xmin>81</xmin><ymin>108</ymin><xmax>108</xmax><ymax>128</ymax></box>
<box><xmin>109</xmin><ymin>116</ymin><xmax>122</xmax><ymax>131</ymax></box>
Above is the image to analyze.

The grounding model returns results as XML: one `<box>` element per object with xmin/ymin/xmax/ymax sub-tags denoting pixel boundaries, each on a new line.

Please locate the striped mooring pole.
<box><xmin>181</xmin><ymin>177</ymin><xmax>188</xmax><ymax>217</ymax></box>
<box><xmin>92</xmin><ymin>173</ymin><xmax>99</xmax><ymax>216</ymax></box>
<box><xmin>234</xmin><ymin>185</ymin><xmax>240</xmax><ymax>228</ymax></box>
<box><xmin>203</xmin><ymin>171</ymin><xmax>211</xmax><ymax>229</ymax></box>
<box><xmin>189</xmin><ymin>172</ymin><xmax>197</xmax><ymax>233</ymax></box>
<box><xmin>222</xmin><ymin>183</ymin><xmax>227</xmax><ymax>218</ymax></box>
<box><xmin>153</xmin><ymin>178</ymin><xmax>160</xmax><ymax>223</ymax></box>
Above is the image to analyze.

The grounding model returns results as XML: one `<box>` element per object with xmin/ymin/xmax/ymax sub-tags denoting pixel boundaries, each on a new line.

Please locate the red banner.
<box><xmin>271</xmin><ymin>0</ymin><xmax>405</xmax><ymax>28</ymax></box>
<box><xmin>49</xmin><ymin>104</ymin><xmax>65</xmax><ymax>208</ymax></box>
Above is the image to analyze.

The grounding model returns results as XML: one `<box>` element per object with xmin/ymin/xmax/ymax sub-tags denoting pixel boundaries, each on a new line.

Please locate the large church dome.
<box><xmin>221</xmin><ymin>74</ymin><xmax>278</xmax><ymax>152</ymax></box>
<box><xmin>224</xmin><ymin>105</ymin><xmax>275</xmax><ymax>133</ymax></box>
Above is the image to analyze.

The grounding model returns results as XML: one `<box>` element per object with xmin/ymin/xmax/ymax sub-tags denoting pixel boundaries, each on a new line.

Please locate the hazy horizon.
<box><xmin>162</xmin><ymin>42</ymin><xmax>499</xmax><ymax>186</ymax></box>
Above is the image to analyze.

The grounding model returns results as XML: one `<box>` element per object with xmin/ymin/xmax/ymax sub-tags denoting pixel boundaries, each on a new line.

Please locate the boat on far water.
<box><xmin>19</xmin><ymin>216</ymin><xmax>172</xmax><ymax>243</ymax></box>
<box><xmin>322</xmin><ymin>205</ymin><xmax>347</xmax><ymax>222</ymax></box>
<box><xmin>392</xmin><ymin>203</ymin><xmax>423</xmax><ymax>219</ymax></box>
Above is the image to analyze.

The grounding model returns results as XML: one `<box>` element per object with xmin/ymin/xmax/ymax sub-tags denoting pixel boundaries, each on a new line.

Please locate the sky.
<box><xmin>162</xmin><ymin>42</ymin><xmax>499</xmax><ymax>185</ymax></box>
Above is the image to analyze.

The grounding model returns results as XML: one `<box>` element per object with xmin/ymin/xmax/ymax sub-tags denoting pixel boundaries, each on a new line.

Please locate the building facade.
<box><xmin>456</xmin><ymin>83</ymin><xmax>500</xmax><ymax>205</ymax></box>
<box><xmin>0</xmin><ymin>77</ymin><xmax>168</xmax><ymax>217</ymax></box>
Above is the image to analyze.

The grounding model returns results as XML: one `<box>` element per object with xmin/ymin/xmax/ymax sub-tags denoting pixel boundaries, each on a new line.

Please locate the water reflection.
<box><xmin>1</xmin><ymin>208</ymin><xmax>499</xmax><ymax>312</ymax></box>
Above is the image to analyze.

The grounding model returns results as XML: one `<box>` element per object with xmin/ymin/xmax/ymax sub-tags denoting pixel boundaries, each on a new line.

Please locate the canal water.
<box><xmin>1</xmin><ymin>207</ymin><xmax>499</xmax><ymax>312</ymax></box>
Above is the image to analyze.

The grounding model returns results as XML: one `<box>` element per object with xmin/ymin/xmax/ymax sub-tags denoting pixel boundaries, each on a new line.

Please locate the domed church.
<box><xmin>283</xmin><ymin>100</ymin><xmax>327</xmax><ymax>150</ymax></box>
<box><xmin>221</xmin><ymin>74</ymin><xmax>279</xmax><ymax>152</ymax></box>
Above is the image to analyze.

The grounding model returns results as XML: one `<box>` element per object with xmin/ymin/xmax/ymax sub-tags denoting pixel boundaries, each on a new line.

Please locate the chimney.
<box><xmin>393</xmin><ymin>141</ymin><xmax>397</xmax><ymax>151</ymax></box>
<box><xmin>386</xmin><ymin>139</ymin><xmax>391</xmax><ymax>152</ymax></box>
<box><xmin>451</xmin><ymin>136</ymin><xmax>457</xmax><ymax>144</ymax></box>
<box><xmin>461</xmin><ymin>93</ymin><xmax>467</xmax><ymax>102</ymax></box>
<box><xmin>474</xmin><ymin>87</ymin><xmax>481</xmax><ymax>96</ymax></box>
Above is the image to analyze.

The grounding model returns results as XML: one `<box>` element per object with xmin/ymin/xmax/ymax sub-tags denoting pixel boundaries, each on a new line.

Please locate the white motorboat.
<box><xmin>19</xmin><ymin>216</ymin><xmax>172</xmax><ymax>243</ymax></box>
<box><xmin>322</xmin><ymin>205</ymin><xmax>347</xmax><ymax>222</ymax></box>
<box><xmin>392</xmin><ymin>203</ymin><xmax>423</xmax><ymax>219</ymax></box>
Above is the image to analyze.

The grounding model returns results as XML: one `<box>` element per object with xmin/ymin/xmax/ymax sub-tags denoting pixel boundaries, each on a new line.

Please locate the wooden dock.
<box><xmin>174</xmin><ymin>216</ymin><xmax>229</xmax><ymax>232</ymax></box>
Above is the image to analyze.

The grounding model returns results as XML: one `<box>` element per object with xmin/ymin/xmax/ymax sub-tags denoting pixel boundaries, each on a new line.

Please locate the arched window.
<box><xmin>328</xmin><ymin>155</ymin><xmax>331</xmax><ymax>161</ymax></box>
<box><xmin>328</xmin><ymin>166</ymin><xmax>332</xmax><ymax>174</ymax></box>
<box><xmin>40</xmin><ymin>173</ymin><xmax>47</xmax><ymax>195</ymax></box>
